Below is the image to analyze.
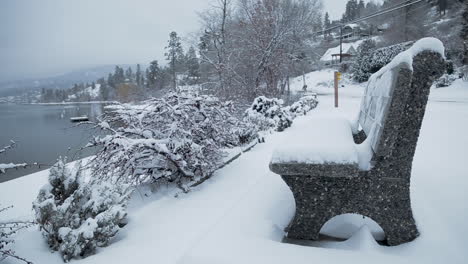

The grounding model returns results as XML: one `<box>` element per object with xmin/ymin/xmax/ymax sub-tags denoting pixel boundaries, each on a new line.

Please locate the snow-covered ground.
<box><xmin>1</xmin><ymin>70</ymin><xmax>467</xmax><ymax>264</ymax></box>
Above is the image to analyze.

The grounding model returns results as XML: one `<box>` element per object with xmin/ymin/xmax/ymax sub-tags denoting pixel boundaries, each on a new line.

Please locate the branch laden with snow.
<box><xmin>1</xmin><ymin>206</ymin><xmax>34</xmax><ymax>264</ymax></box>
<box><xmin>0</xmin><ymin>141</ymin><xmax>28</xmax><ymax>174</ymax></box>
<box><xmin>87</xmin><ymin>92</ymin><xmax>258</xmax><ymax>192</ymax></box>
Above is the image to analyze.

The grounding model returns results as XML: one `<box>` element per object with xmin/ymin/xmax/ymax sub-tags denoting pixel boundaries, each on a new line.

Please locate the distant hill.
<box><xmin>0</xmin><ymin>64</ymin><xmax>141</xmax><ymax>96</ymax></box>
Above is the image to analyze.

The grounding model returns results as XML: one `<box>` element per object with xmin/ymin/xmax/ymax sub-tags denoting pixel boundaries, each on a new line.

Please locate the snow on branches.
<box><xmin>33</xmin><ymin>157</ymin><xmax>131</xmax><ymax>262</ymax></box>
<box><xmin>244</xmin><ymin>95</ymin><xmax>319</xmax><ymax>132</ymax></box>
<box><xmin>0</xmin><ymin>141</ymin><xmax>27</xmax><ymax>174</ymax></box>
<box><xmin>1</xmin><ymin>206</ymin><xmax>34</xmax><ymax>263</ymax></box>
<box><xmin>244</xmin><ymin>96</ymin><xmax>293</xmax><ymax>132</ymax></box>
<box><xmin>287</xmin><ymin>95</ymin><xmax>319</xmax><ymax>117</ymax></box>
<box><xmin>353</xmin><ymin>41</ymin><xmax>413</xmax><ymax>83</ymax></box>
<box><xmin>87</xmin><ymin>92</ymin><xmax>257</xmax><ymax>192</ymax></box>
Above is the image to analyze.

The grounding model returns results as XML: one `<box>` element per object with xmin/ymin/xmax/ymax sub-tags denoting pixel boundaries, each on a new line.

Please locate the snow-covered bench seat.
<box><xmin>270</xmin><ymin>117</ymin><xmax>360</xmax><ymax>175</ymax></box>
<box><xmin>269</xmin><ymin>38</ymin><xmax>446</xmax><ymax>246</ymax></box>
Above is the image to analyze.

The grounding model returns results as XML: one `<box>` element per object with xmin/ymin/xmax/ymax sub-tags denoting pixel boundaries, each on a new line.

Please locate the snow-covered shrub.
<box><xmin>462</xmin><ymin>65</ymin><xmax>468</xmax><ymax>81</ymax></box>
<box><xmin>287</xmin><ymin>95</ymin><xmax>319</xmax><ymax>117</ymax></box>
<box><xmin>435</xmin><ymin>73</ymin><xmax>458</xmax><ymax>88</ymax></box>
<box><xmin>353</xmin><ymin>41</ymin><xmax>412</xmax><ymax>82</ymax></box>
<box><xmin>33</xmin><ymin>157</ymin><xmax>130</xmax><ymax>262</ymax></box>
<box><xmin>352</xmin><ymin>39</ymin><xmax>377</xmax><ymax>82</ymax></box>
<box><xmin>1</xmin><ymin>206</ymin><xmax>33</xmax><ymax>264</ymax></box>
<box><xmin>88</xmin><ymin>92</ymin><xmax>257</xmax><ymax>191</ymax></box>
<box><xmin>244</xmin><ymin>96</ymin><xmax>293</xmax><ymax>132</ymax></box>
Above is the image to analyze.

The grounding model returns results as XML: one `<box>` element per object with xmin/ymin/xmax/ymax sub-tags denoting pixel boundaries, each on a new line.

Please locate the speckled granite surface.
<box><xmin>270</xmin><ymin>51</ymin><xmax>445</xmax><ymax>246</ymax></box>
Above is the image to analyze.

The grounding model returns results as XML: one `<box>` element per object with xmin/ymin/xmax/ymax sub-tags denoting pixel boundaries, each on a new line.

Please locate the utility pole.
<box><xmin>339</xmin><ymin>25</ymin><xmax>343</xmax><ymax>63</ymax></box>
<box><xmin>404</xmin><ymin>0</ymin><xmax>411</xmax><ymax>42</ymax></box>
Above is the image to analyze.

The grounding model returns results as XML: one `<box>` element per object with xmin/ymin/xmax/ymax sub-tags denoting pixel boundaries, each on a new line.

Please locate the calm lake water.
<box><xmin>0</xmin><ymin>103</ymin><xmax>106</xmax><ymax>183</ymax></box>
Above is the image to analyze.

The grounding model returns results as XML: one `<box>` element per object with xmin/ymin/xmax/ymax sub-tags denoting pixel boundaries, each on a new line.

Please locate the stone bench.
<box><xmin>269</xmin><ymin>38</ymin><xmax>446</xmax><ymax>246</ymax></box>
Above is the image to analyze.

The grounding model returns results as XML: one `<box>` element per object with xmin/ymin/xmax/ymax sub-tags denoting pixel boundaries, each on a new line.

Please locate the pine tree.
<box><xmin>186</xmin><ymin>46</ymin><xmax>200</xmax><ymax>82</ymax></box>
<box><xmin>147</xmin><ymin>60</ymin><xmax>161</xmax><ymax>89</ymax></box>
<box><xmin>107</xmin><ymin>73</ymin><xmax>114</xmax><ymax>88</ymax></box>
<box><xmin>145</xmin><ymin>69</ymin><xmax>150</xmax><ymax>88</ymax></box>
<box><xmin>135</xmin><ymin>64</ymin><xmax>143</xmax><ymax>87</ymax></box>
<box><xmin>113</xmin><ymin>66</ymin><xmax>125</xmax><ymax>84</ymax></box>
<box><xmin>165</xmin><ymin>31</ymin><xmax>184</xmax><ymax>90</ymax></box>
<box><xmin>461</xmin><ymin>0</ymin><xmax>468</xmax><ymax>65</ymax></box>
<box><xmin>358</xmin><ymin>0</ymin><xmax>365</xmax><ymax>18</ymax></box>
<box><xmin>324</xmin><ymin>12</ymin><xmax>331</xmax><ymax>37</ymax></box>
<box><xmin>125</xmin><ymin>67</ymin><xmax>133</xmax><ymax>83</ymax></box>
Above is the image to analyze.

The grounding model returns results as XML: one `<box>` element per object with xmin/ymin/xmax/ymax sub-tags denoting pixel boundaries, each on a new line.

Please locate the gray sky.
<box><xmin>0</xmin><ymin>0</ymin><xmax>378</xmax><ymax>82</ymax></box>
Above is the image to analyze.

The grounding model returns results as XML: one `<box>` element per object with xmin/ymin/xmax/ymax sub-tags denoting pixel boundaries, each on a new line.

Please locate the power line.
<box><xmin>315</xmin><ymin>0</ymin><xmax>426</xmax><ymax>36</ymax></box>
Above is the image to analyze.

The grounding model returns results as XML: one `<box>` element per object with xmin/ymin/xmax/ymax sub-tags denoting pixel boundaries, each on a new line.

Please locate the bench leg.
<box><xmin>281</xmin><ymin>175</ymin><xmax>336</xmax><ymax>241</ymax></box>
<box><xmin>369</xmin><ymin>190</ymin><xmax>419</xmax><ymax>246</ymax></box>
<box><xmin>281</xmin><ymin>175</ymin><xmax>419</xmax><ymax>245</ymax></box>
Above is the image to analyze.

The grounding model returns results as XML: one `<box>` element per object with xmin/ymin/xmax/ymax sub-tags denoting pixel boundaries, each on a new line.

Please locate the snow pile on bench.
<box><xmin>271</xmin><ymin>117</ymin><xmax>358</xmax><ymax>165</ymax></box>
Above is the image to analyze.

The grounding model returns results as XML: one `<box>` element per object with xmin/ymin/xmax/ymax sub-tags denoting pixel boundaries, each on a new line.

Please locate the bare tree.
<box><xmin>198</xmin><ymin>0</ymin><xmax>323</xmax><ymax>99</ymax></box>
<box><xmin>199</xmin><ymin>0</ymin><xmax>240</xmax><ymax>98</ymax></box>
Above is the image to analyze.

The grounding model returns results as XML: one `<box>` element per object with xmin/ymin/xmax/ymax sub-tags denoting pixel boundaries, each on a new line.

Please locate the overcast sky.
<box><xmin>0</xmin><ymin>0</ymin><xmax>378</xmax><ymax>82</ymax></box>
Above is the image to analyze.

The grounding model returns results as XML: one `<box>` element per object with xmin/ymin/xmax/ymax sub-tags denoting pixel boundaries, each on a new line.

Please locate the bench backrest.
<box><xmin>357</xmin><ymin>39</ymin><xmax>445</xmax><ymax>160</ymax></box>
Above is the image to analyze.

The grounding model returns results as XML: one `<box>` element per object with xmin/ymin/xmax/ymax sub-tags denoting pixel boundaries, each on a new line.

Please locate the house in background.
<box><xmin>342</xmin><ymin>23</ymin><xmax>361</xmax><ymax>41</ymax></box>
<box><xmin>320</xmin><ymin>41</ymin><xmax>362</xmax><ymax>65</ymax></box>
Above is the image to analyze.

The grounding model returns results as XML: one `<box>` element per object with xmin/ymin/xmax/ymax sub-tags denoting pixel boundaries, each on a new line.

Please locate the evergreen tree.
<box><xmin>98</xmin><ymin>78</ymin><xmax>110</xmax><ymax>101</ymax></box>
<box><xmin>135</xmin><ymin>64</ymin><xmax>143</xmax><ymax>87</ymax></box>
<box><xmin>165</xmin><ymin>31</ymin><xmax>184</xmax><ymax>90</ymax></box>
<box><xmin>145</xmin><ymin>69</ymin><xmax>150</xmax><ymax>88</ymax></box>
<box><xmin>461</xmin><ymin>0</ymin><xmax>468</xmax><ymax>65</ymax></box>
<box><xmin>324</xmin><ymin>12</ymin><xmax>331</xmax><ymax>37</ymax></box>
<box><xmin>147</xmin><ymin>60</ymin><xmax>161</xmax><ymax>89</ymax></box>
<box><xmin>125</xmin><ymin>67</ymin><xmax>134</xmax><ymax>82</ymax></box>
<box><xmin>107</xmin><ymin>73</ymin><xmax>115</xmax><ymax>88</ymax></box>
<box><xmin>186</xmin><ymin>46</ymin><xmax>200</xmax><ymax>81</ymax></box>
<box><xmin>342</xmin><ymin>0</ymin><xmax>359</xmax><ymax>22</ymax></box>
<box><xmin>358</xmin><ymin>0</ymin><xmax>365</xmax><ymax>18</ymax></box>
<box><xmin>112</xmin><ymin>66</ymin><xmax>125</xmax><ymax>85</ymax></box>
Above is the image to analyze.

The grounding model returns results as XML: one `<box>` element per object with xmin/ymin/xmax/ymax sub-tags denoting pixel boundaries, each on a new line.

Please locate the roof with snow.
<box><xmin>320</xmin><ymin>41</ymin><xmax>363</xmax><ymax>62</ymax></box>
<box><xmin>344</xmin><ymin>23</ymin><xmax>360</xmax><ymax>29</ymax></box>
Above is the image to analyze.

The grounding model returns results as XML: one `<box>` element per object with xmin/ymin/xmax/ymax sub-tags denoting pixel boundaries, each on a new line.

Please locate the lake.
<box><xmin>0</xmin><ymin>103</ymin><xmax>106</xmax><ymax>183</ymax></box>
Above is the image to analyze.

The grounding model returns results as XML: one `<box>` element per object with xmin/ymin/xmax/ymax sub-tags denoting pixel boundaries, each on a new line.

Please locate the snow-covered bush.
<box><xmin>33</xmin><ymin>157</ymin><xmax>130</xmax><ymax>262</ymax></box>
<box><xmin>1</xmin><ymin>206</ymin><xmax>33</xmax><ymax>263</ymax></box>
<box><xmin>352</xmin><ymin>39</ymin><xmax>377</xmax><ymax>82</ymax></box>
<box><xmin>353</xmin><ymin>41</ymin><xmax>412</xmax><ymax>82</ymax></box>
<box><xmin>244</xmin><ymin>96</ymin><xmax>293</xmax><ymax>132</ymax></box>
<box><xmin>88</xmin><ymin>92</ymin><xmax>257</xmax><ymax>191</ymax></box>
<box><xmin>435</xmin><ymin>73</ymin><xmax>459</xmax><ymax>88</ymax></box>
<box><xmin>462</xmin><ymin>65</ymin><xmax>468</xmax><ymax>81</ymax></box>
<box><xmin>287</xmin><ymin>95</ymin><xmax>319</xmax><ymax>117</ymax></box>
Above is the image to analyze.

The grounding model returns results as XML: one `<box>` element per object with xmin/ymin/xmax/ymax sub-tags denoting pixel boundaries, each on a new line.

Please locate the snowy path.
<box><xmin>178</xmin><ymin>93</ymin><xmax>468</xmax><ymax>264</ymax></box>
<box><xmin>2</xmin><ymin>81</ymin><xmax>468</xmax><ymax>264</ymax></box>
